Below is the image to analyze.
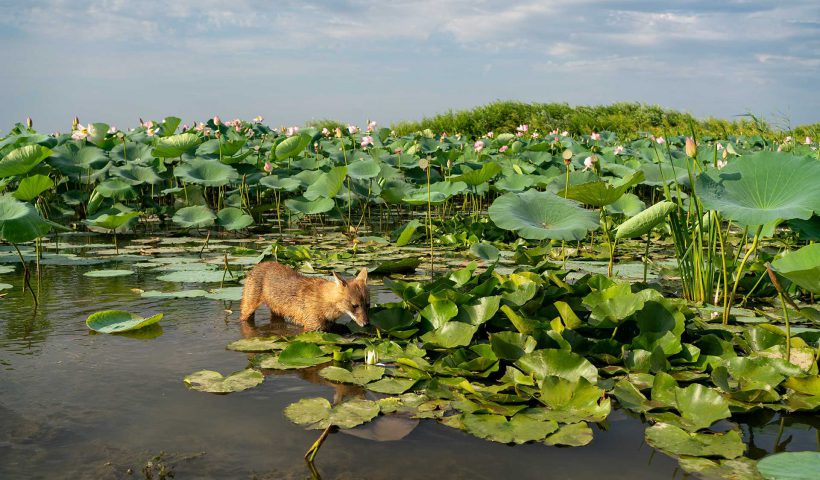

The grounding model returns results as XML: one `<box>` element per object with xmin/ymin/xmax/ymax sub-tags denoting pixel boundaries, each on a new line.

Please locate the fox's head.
<box><xmin>332</xmin><ymin>268</ymin><xmax>370</xmax><ymax>327</ymax></box>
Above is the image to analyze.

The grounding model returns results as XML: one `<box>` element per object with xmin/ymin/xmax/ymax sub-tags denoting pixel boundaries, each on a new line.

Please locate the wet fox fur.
<box><xmin>238</xmin><ymin>262</ymin><xmax>370</xmax><ymax>331</ymax></box>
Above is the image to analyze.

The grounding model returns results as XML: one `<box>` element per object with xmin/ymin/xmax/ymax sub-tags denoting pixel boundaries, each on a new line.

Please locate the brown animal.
<box><xmin>238</xmin><ymin>262</ymin><xmax>370</xmax><ymax>331</ymax></box>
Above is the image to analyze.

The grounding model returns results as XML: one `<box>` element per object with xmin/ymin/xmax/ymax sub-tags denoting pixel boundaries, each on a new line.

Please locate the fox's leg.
<box><xmin>238</xmin><ymin>289</ymin><xmax>263</xmax><ymax>323</ymax></box>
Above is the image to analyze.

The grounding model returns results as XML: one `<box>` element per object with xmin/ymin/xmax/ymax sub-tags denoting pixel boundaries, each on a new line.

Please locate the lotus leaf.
<box><xmin>86</xmin><ymin>309</ymin><xmax>164</xmax><ymax>333</ymax></box>
<box><xmin>771</xmin><ymin>243</ymin><xmax>820</xmax><ymax>294</ymax></box>
<box><xmin>285</xmin><ymin>196</ymin><xmax>335</xmax><ymax>215</ymax></box>
<box><xmin>0</xmin><ymin>194</ymin><xmax>54</xmax><ymax>243</ymax></box>
<box><xmin>488</xmin><ymin>189</ymin><xmax>599</xmax><ymax>241</ymax></box>
<box><xmin>176</xmin><ymin>158</ymin><xmax>239</xmax><ymax>187</ymax></box>
<box><xmin>183</xmin><ymin>369</ymin><xmax>263</xmax><ymax>393</ymax></box>
<box><xmin>0</xmin><ymin>144</ymin><xmax>52</xmax><ymax>178</ymax></box>
<box><xmin>284</xmin><ymin>397</ymin><xmax>380</xmax><ymax>430</ymax></box>
<box><xmin>696</xmin><ymin>152</ymin><xmax>820</xmax><ymax>227</ymax></box>
<box><xmin>304</xmin><ymin>166</ymin><xmax>347</xmax><ymax>200</ymax></box>
<box><xmin>347</xmin><ymin>158</ymin><xmax>381</xmax><ymax>179</ymax></box>
<box><xmin>152</xmin><ymin>133</ymin><xmax>200</xmax><ymax>158</ymax></box>
<box><xmin>172</xmin><ymin>205</ymin><xmax>216</xmax><ymax>229</ymax></box>
<box><xmin>562</xmin><ymin>171</ymin><xmax>644</xmax><ymax>207</ymax></box>
<box><xmin>461</xmin><ymin>412</ymin><xmax>558</xmax><ymax>444</ymax></box>
<box><xmin>469</xmin><ymin>243</ymin><xmax>500</xmax><ymax>262</ymax></box>
<box><xmin>216</xmin><ymin>207</ymin><xmax>253</xmax><ymax>230</ymax></box>
<box><xmin>13</xmin><ymin>174</ymin><xmax>53</xmax><ymax>201</ymax></box>
<box><xmin>615</xmin><ymin>201</ymin><xmax>676</xmax><ymax>240</ymax></box>
<box><xmin>644</xmin><ymin>423</ymin><xmax>745</xmax><ymax>459</ymax></box>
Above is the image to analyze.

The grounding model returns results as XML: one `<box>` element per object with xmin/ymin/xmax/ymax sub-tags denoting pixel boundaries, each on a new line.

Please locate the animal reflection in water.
<box><xmin>239</xmin><ymin>319</ymin><xmax>419</xmax><ymax>443</ymax></box>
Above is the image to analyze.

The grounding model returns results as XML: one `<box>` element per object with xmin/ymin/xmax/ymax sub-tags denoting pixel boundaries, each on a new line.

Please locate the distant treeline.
<box><xmin>371</xmin><ymin>101</ymin><xmax>819</xmax><ymax>139</ymax></box>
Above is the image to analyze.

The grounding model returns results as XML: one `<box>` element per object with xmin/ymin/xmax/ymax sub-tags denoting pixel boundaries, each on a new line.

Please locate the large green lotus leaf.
<box><xmin>285</xmin><ymin>196</ymin><xmax>335</xmax><ymax>215</ymax></box>
<box><xmin>536</xmin><ymin>376</ymin><xmax>611</xmax><ymax>423</ymax></box>
<box><xmin>47</xmin><ymin>144</ymin><xmax>109</xmax><ymax>182</ymax></box>
<box><xmin>720</xmin><ymin>356</ymin><xmax>786</xmax><ymax>392</ymax></box>
<box><xmin>110</xmin><ymin>141</ymin><xmax>155</xmax><ymax>163</ymax></box>
<box><xmin>757</xmin><ymin>451</ymin><xmax>820</xmax><ymax>480</ymax></box>
<box><xmin>640</xmin><ymin>156</ymin><xmax>694</xmax><ymax>186</ymax></box>
<box><xmin>469</xmin><ymin>243</ymin><xmax>500</xmax><ymax>262</ymax></box>
<box><xmin>562</xmin><ymin>171</ymin><xmax>644</xmax><ymax>207</ymax></box>
<box><xmin>631</xmin><ymin>300</ymin><xmax>685</xmax><ymax>356</ymax></box>
<box><xmin>645</xmin><ymin>423</ymin><xmax>745</xmax><ymax>459</ymax></box>
<box><xmin>420</xmin><ymin>321</ymin><xmax>478</xmax><ymax>348</ymax></box>
<box><xmin>216</xmin><ymin>207</ymin><xmax>253</xmax><ymax>230</ymax></box>
<box><xmin>402</xmin><ymin>181</ymin><xmax>468</xmax><ymax>205</ymax></box>
<box><xmin>95</xmin><ymin>178</ymin><xmax>135</xmax><ymax>199</ymax></box>
<box><xmin>615</xmin><ymin>201</ymin><xmax>676</xmax><ymax>240</ymax></box>
<box><xmin>488</xmin><ymin>189</ymin><xmax>599</xmax><ymax>241</ymax></box>
<box><xmin>450</xmin><ymin>162</ymin><xmax>502</xmax><ymax>186</ymax></box>
<box><xmin>461</xmin><ymin>412</ymin><xmax>558</xmax><ymax>444</ymax></box>
<box><xmin>156</xmin><ymin>269</ymin><xmax>233</xmax><ymax>283</ymax></box>
<box><xmin>83</xmin><ymin>269</ymin><xmax>134</xmax><ymax>278</ymax></box>
<box><xmin>13</xmin><ymin>174</ymin><xmax>54</xmax><ymax>201</ymax></box>
<box><xmin>0</xmin><ymin>194</ymin><xmax>54</xmax><ymax>243</ymax></box>
<box><xmin>366</xmin><ymin>377</ymin><xmax>418</xmax><ymax>394</ymax></box>
<box><xmin>319</xmin><ymin>365</ymin><xmax>385</xmax><ymax>385</ymax></box>
<box><xmin>543</xmin><ymin>422</ymin><xmax>594</xmax><ymax>447</ymax></box>
<box><xmin>275</xmin><ymin>134</ymin><xmax>309</xmax><ymax>160</ymax></box>
<box><xmin>152</xmin><ymin>133</ymin><xmax>200</xmax><ymax>158</ymax></box>
<box><xmin>85</xmin><ymin>210</ymin><xmax>141</xmax><ymax>231</ymax></box>
<box><xmin>196</xmin><ymin>138</ymin><xmax>245</xmax><ymax>157</ymax></box>
<box><xmin>0</xmin><ymin>144</ymin><xmax>52</xmax><ymax>178</ymax></box>
<box><xmin>259</xmin><ymin>175</ymin><xmax>301</xmax><ymax>192</ymax></box>
<box><xmin>696</xmin><ymin>152</ymin><xmax>820</xmax><ymax>227</ymax></box>
<box><xmin>284</xmin><ymin>397</ymin><xmax>380</xmax><ymax>430</ymax></box>
<box><xmin>176</xmin><ymin>158</ymin><xmax>239</xmax><ymax>187</ymax></box>
<box><xmin>771</xmin><ymin>243</ymin><xmax>820</xmax><ymax>294</ymax></box>
<box><xmin>226</xmin><ymin>336</ymin><xmax>286</xmax><ymax>352</ymax></box>
<box><xmin>347</xmin><ymin>158</ymin><xmax>381</xmax><ymax>179</ymax></box>
<box><xmin>183</xmin><ymin>369</ymin><xmax>263</xmax><ymax>393</ymax></box>
<box><xmin>395</xmin><ymin>219</ymin><xmax>422</xmax><ymax>247</ymax></box>
<box><xmin>515</xmin><ymin>349</ymin><xmax>598</xmax><ymax>384</ymax></box>
<box><xmin>172</xmin><ymin>205</ymin><xmax>216</xmax><ymax>228</ymax></box>
<box><xmin>86</xmin><ymin>309</ymin><xmax>164</xmax><ymax>333</ymax></box>
<box><xmin>274</xmin><ymin>341</ymin><xmax>332</xmax><ymax>368</ymax></box>
<box><xmin>110</xmin><ymin>163</ymin><xmax>164</xmax><ymax>185</ymax></box>
<box><xmin>489</xmin><ymin>331</ymin><xmax>538</xmax><ymax>361</ymax></box>
<box><xmin>673</xmin><ymin>383</ymin><xmax>730</xmax><ymax>431</ymax></box>
<box><xmin>495</xmin><ymin>174</ymin><xmax>535</xmax><ymax>192</ymax></box>
<box><xmin>608</xmin><ymin>192</ymin><xmax>646</xmax><ymax>217</ymax></box>
<box><xmin>583</xmin><ymin>283</ymin><xmax>663</xmax><ymax>327</ymax></box>
<box><xmin>304</xmin><ymin>166</ymin><xmax>348</xmax><ymax>200</ymax></box>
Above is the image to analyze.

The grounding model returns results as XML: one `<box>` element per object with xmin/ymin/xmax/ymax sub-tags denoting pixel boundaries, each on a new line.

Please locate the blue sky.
<box><xmin>1</xmin><ymin>0</ymin><xmax>818</xmax><ymax>133</ymax></box>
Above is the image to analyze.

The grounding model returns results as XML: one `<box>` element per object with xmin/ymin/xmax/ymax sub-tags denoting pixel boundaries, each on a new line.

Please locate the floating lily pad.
<box><xmin>644</xmin><ymin>423</ymin><xmax>745</xmax><ymax>459</ymax></box>
<box><xmin>83</xmin><ymin>269</ymin><xmax>134</xmax><ymax>278</ymax></box>
<box><xmin>226</xmin><ymin>336</ymin><xmax>286</xmax><ymax>352</ymax></box>
<box><xmin>141</xmin><ymin>289</ymin><xmax>209</xmax><ymax>298</ymax></box>
<box><xmin>461</xmin><ymin>412</ymin><xmax>558</xmax><ymax>444</ymax></box>
<box><xmin>756</xmin><ymin>451</ymin><xmax>820</xmax><ymax>480</ymax></box>
<box><xmin>156</xmin><ymin>270</ymin><xmax>237</xmax><ymax>283</ymax></box>
<box><xmin>183</xmin><ymin>369</ymin><xmax>263</xmax><ymax>393</ymax></box>
<box><xmin>543</xmin><ymin>421</ymin><xmax>593</xmax><ymax>447</ymax></box>
<box><xmin>284</xmin><ymin>397</ymin><xmax>380</xmax><ymax>430</ymax></box>
<box><xmin>366</xmin><ymin>377</ymin><xmax>418</xmax><ymax>394</ymax></box>
<box><xmin>320</xmin><ymin>365</ymin><xmax>385</xmax><ymax>385</ymax></box>
<box><xmin>86</xmin><ymin>309</ymin><xmax>164</xmax><ymax>333</ymax></box>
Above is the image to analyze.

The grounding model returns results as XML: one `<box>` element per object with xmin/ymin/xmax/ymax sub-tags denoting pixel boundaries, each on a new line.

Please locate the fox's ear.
<box><xmin>332</xmin><ymin>271</ymin><xmax>347</xmax><ymax>286</ymax></box>
<box><xmin>356</xmin><ymin>267</ymin><xmax>368</xmax><ymax>283</ymax></box>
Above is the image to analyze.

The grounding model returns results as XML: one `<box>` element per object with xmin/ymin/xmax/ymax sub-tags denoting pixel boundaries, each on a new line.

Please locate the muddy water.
<box><xmin>0</xmin><ymin>241</ymin><xmax>816</xmax><ymax>479</ymax></box>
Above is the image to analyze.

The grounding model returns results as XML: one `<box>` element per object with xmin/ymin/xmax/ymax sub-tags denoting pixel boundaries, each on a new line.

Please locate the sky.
<box><xmin>1</xmin><ymin>0</ymin><xmax>818</xmax><ymax>133</ymax></box>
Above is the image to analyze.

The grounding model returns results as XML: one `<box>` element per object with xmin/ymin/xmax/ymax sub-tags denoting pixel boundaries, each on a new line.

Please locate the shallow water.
<box><xmin>0</xmin><ymin>239</ymin><xmax>817</xmax><ymax>479</ymax></box>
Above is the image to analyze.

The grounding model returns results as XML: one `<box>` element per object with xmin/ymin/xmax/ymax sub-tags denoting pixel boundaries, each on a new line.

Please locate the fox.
<box><xmin>238</xmin><ymin>262</ymin><xmax>370</xmax><ymax>331</ymax></box>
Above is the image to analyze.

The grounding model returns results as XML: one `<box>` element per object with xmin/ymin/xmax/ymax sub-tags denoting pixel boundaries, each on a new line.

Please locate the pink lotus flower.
<box><xmin>656</xmin><ymin>137</ymin><xmax>666</xmax><ymax>144</ymax></box>
<box><xmin>441</xmin><ymin>132</ymin><xmax>448</xmax><ymax>138</ymax></box>
<box><xmin>516</xmin><ymin>132</ymin><xmax>524</xmax><ymax>138</ymax></box>
<box><xmin>367</xmin><ymin>120</ymin><xmax>377</xmax><ymax>132</ymax></box>
<box><xmin>583</xmin><ymin>156</ymin><xmax>597</xmax><ymax>171</ymax></box>
<box><xmin>393</xmin><ymin>148</ymin><xmax>403</xmax><ymax>155</ymax></box>
<box><xmin>141</xmin><ymin>120</ymin><xmax>154</xmax><ymax>129</ymax></box>
<box><xmin>286</xmin><ymin>126</ymin><xmax>299</xmax><ymax>136</ymax></box>
<box><xmin>717</xmin><ymin>159</ymin><xmax>728</xmax><ymax>169</ymax></box>
<box><xmin>499</xmin><ymin>145</ymin><xmax>509</xmax><ymax>153</ymax></box>
<box><xmin>487</xmin><ymin>131</ymin><xmax>494</xmax><ymax>138</ymax></box>
<box><xmin>590</xmin><ymin>132</ymin><xmax>601</xmax><ymax>141</ymax></box>
<box><xmin>195</xmin><ymin>122</ymin><xmax>207</xmax><ymax>132</ymax></box>
<box><xmin>805</xmin><ymin>137</ymin><xmax>813</xmax><ymax>145</ymax></box>
<box><xmin>716</xmin><ymin>143</ymin><xmax>724</xmax><ymax>151</ymax></box>
<box><xmin>474</xmin><ymin>140</ymin><xmax>485</xmax><ymax>152</ymax></box>
<box><xmin>531</xmin><ymin>132</ymin><xmax>539</xmax><ymax>139</ymax></box>
<box><xmin>146</xmin><ymin>126</ymin><xmax>158</xmax><ymax>137</ymax></box>
<box><xmin>263</xmin><ymin>161</ymin><xmax>273</xmax><ymax>173</ymax></box>
<box><xmin>613</xmin><ymin>146</ymin><xmax>625</xmax><ymax>155</ymax></box>
<box><xmin>107</xmin><ymin>126</ymin><xmax>117</xmax><ymax>134</ymax></box>
<box><xmin>347</xmin><ymin>125</ymin><xmax>359</xmax><ymax>135</ymax></box>
<box><xmin>213</xmin><ymin>116</ymin><xmax>221</xmax><ymax>126</ymax></box>
<box><xmin>71</xmin><ymin>124</ymin><xmax>90</xmax><ymax>140</ymax></box>
<box><xmin>561</xmin><ymin>130</ymin><xmax>569</xmax><ymax>137</ymax></box>
<box><xmin>549</xmin><ymin>129</ymin><xmax>558</xmax><ymax>135</ymax></box>
<box><xmin>321</xmin><ymin>127</ymin><xmax>330</xmax><ymax>136</ymax></box>
<box><xmin>361</xmin><ymin>135</ymin><xmax>373</xmax><ymax>148</ymax></box>
<box><xmin>516</xmin><ymin>124</ymin><xmax>529</xmax><ymax>133</ymax></box>
<box><xmin>181</xmin><ymin>124</ymin><xmax>189</xmax><ymax>132</ymax></box>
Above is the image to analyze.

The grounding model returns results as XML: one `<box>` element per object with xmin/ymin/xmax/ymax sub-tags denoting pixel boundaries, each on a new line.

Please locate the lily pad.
<box><xmin>86</xmin><ymin>309</ymin><xmax>164</xmax><ymax>333</ymax></box>
<box><xmin>172</xmin><ymin>205</ymin><xmax>216</xmax><ymax>229</ymax></box>
<box><xmin>756</xmin><ymin>451</ymin><xmax>820</xmax><ymax>480</ymax></box>
<box><xmin>183</xmin><ymin>369</ymin><xmax>263</xmax><ymax>393</ymax></box>
<box><xmin>83</xmin><ymin>269</ymin><xmax>134</xmax><ymax>278</ymax></box>
<box><xmin>644</xmin><ymin>423</ymin><xmax>745</xmax><ymax>459</ymax></box>
<box><xmin>284</xmin><ymin>397</ymin><xmax>380</xmax><ymax>430</ymax></box>
<box><xmin>320</xmin><ymin>365</ymin><xmax>385</xmax><ymax>385</ymax></box>
<box><xmin>226</xmin><ymin>336</ymin><xmax>286</xmax><ymax>352</ymax></box>
<box><xmin>157</xmin><ymin>270</ymin><xmax>235</xmax><ymax>283</ymax></box>
<box><xmin>461</xmin><ymin>412</ymin><xmax>558</xmax><ymax>444</ymax></box>
<box><xmin>543</xmin><ymin>421</ymin><xmax>593</xmax><ymax>447</ymax></box>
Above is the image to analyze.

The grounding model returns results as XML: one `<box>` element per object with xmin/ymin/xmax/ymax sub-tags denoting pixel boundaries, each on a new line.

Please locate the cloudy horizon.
<box><xmin>1</xmin><ymin>0</ymin><xmax>818</xmax><ymax>133</ymax></box>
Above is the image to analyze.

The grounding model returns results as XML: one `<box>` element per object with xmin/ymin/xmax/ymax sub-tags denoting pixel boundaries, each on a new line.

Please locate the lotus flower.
<box><xmin>613</xmin><ymin>146</ymin><xmax>625</xmax><ymax>155</ymax></box>
<box><xmin>361</xmin><ymin>135</ymin><xmax>373</xmax><ymax>148</ymax></box>
<box><xmin>685</xmin><ymin>137</ymin><xmax>697</xmax><ymax>157</ymax></box>
<box><xmin>213</xmin><ymin>116</ymin><xmax>221</xmax><ymax>126</ymax></box>
<box><xmin>516</xmin><ymin>124</ymin><xmax>529</xmax><ymax>133</ymax></box>
<box><xmin>286</xmin><ymin>126</ymin><xmax>299</xmax><ymax>136</ymax></box>
<box><xmin>107</xmin><ymin>126</ymin><xmax>117</xmax><ymax>134</ymax></box>
<box><xmin>263</xmin><ymin>161</ymin><xmax>273</xmax><ymax>173</ymax></box>
<box><xmin>487</xmin><ymin>131</ymin><xmax>494</xmax><ymax>138</ymax></box>
<box><xmin>71</xmin><ymin>124</ymin><xmax>90</xmax><ymax>140</ymax></box>
<box><xmin>805</xmin><ymin>137</ymin><xmax>813</xmax><ymax>145</ymax></box>
<box><xmin>181</xmin><ymin>124</ymin><xmax>189</xmax><ymax>132</ymax></box>
<box><xmin>367</xmin><ymin>120</ymin><xmax>377</xmax><ymax>132</ymax></box>
<box><xmin>499</xmin><ymin>145</ymin><xmax>509</xmax><ymax>153</ymax></box>
<box><xmin>321</xmin><ymin>127</ymin><xmax>330</xmax><ymax>136</ymax></box>
<box><xmin>347</xmin><ymin>124</ymin><xmax>359</xmax><ymax>134</ymax></box>
<box><xmin>590</xmin><ymin>132</ymin><xmax>601</xmax><ymax>141</ymax></box>
<box><xmin>549</xmin><ymin>129</ymin><xmax>558</xmax><ymax>135</ymax></box>
<box><xmin>253</xmin><ymin>116</ymin><xmax>264</xmax><ymax>123</ymax></box>
<box><xmin>335</xmin><ymin>127</ymin><xmax>343</xmax><ymax>138</ymax></box>
<box><xmin>656</xmin><ymin>137</ymin><xmax>666</xmax><ymax>144</ymax></box>
<box><xmin>531</xmin><ymin>132</ymin><xmax>540</xmax><ymax>139</ymax></box>
<box><xmin>716</xmin><ymin>143</ymin><xmax>724</xmax><ymax>151</ymax></box>
<box><xmin>561</xmin><ymin>130</ymin><xmax>569</xmax><ymax>137</ymax></box>
<box><xmin>583</xmin><ymin>156</ymin><xmax>597</xmax><ymax>171</ymax></box>
<box><xmin>146</xmin><ymin>126</ymin><xmax>158</xmax><ymax>137</ymax></box>
<box><xmin>474</xmin><ymin>140</ymin><xmax>485</xmax><ymax>152</ymax></box>
<box><xmin>393</xmin><ymin>148</ymin><xmax>403</xmax><ymax>155</ymax></box>
<box><xmin>717</xmin><ymin>159</ymin><xmax>728</xmax><ymax>169</ymax></box>
<box><xmin>26</xmin><ymin>117</ymin><xmax>33</xmax><ymax>129</ymax></box>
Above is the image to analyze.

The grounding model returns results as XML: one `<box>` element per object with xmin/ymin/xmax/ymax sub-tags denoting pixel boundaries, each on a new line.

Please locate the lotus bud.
<box><xmin>365</xmin><ymin>347</ymin><xmax>378</xmax><ymax>365</ymax></box>
<box><xmin>613</xmin><ymin>146</ymin><xmax>625</xmax><ymax>155</ymax></box>
<box><xmin>335</xmin><ymin>127</ymin><xmax>342</xmax><ymax>138</ymax></box>
<box><xmin>321</xmin><ymin>127</ymin><xmax>330</xmax><ymax>136</ymax></box>
<box><xmin>474</xmin><ymin>140</ymin><xmax>485</xmax><ymax>152</ymax></box>
<box><xmin>722</xmin><ymin>148</ymin><xmax>728</xmax><ymax>160</ymax></box>
<box><xmin>26</xmin><ymin>117</ymin><xmax>33</xmax><ymax>129</ymax></box>
<box><xmin>685</xmin><ymin>137</ymin><xmax>697</xmax><ymax>157</ymax></box>
<box><xmin>447</xmin><ymin>159</ymin><xmax>452</xmax><ymax>169</ymax></box>
<box><xmin>213</xmin><ymin>115</ymin><xmax>221</xmax><ymax>126</ymax></box>
<box><xmin>590</xmin><ymin>132</ymin><xmax>601</xmax><ymax>141</ymax></box>
<box><xmin>499</xmin><ymin>145</ymin><xmax>509</xmax><ymax>153</ymax></box>
<box><xmin>73</xmin><ymin>116</ymin><xmax>80</xmax><ymax>128</ymax></box>
<box><xmin>805</xmin><ymin>137</ymin><xmax>813</xmax><ymax>145</ymax></box>
<box><xmin>263</xmin><ymin>161</ymin><xmax>273</xmax><ymax>173</ymax></box>
<box><xmin>531</xmin><ymin>132</ymin><xmax>539</xmax><ymax>139</ymax></box>
<box><xmin>487</xmin><ymin>131</ymin><xmax>494</xmax><ymax>138</ymax></box>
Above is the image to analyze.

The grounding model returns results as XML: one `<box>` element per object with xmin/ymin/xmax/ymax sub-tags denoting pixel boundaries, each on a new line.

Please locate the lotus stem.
<box><xmin>767</xmin><ymin>263</ymin><xmax>795</xmax><ymax>360</ymax></box>
<box><xmin>12</xmin><ymin>243</ymin><xmax>37</xmax><ymax>306</ymax></box>
<box><xmin>723</xmin><ymin>225</ymin><xmax>762</xmax><ymax>324</ymax></box>
<box><xmin>304</xmin><ymin>425</ymin><xmax>332</xmax><ymax>463</ymax></box>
